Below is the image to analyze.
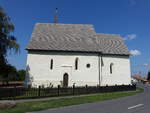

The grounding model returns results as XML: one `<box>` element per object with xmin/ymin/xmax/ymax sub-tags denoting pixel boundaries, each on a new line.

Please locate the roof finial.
<box><xmin>54</xmin><ymin>8</ymin><xmax>58</xmax><ymax>24</ymax></box>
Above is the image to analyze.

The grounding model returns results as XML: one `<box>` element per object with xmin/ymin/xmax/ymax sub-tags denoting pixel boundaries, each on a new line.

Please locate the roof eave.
<box><xmin>26</xmin><ymin>49</ymin><xmax>129</xmax><ymax>56</ymax></box>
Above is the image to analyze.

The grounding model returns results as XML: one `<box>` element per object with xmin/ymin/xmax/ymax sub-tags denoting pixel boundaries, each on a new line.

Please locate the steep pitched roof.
<box><xmin>26</xmin><ymin>23</ymin><xmax>129</xmax><ymax>55</ymax></box>
<box><xmin>96</xmin><ymin>34</ymin><xmax>129</xmax><ymax>55</ymax></box>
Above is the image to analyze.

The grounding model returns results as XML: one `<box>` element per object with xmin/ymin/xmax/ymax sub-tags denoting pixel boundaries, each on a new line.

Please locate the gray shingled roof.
<box><xmin>27</xmin><ymin>23</ymin><xmax>129</xmax><ymax>55</ymax></box>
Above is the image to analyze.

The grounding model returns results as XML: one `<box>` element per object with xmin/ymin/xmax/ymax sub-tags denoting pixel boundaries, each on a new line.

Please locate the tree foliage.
<box><xmin>0</xmin><ymin>63</ymin><xmax>26</xmax><ymax>83</ymax></box>
<box><xmin>0</xmin><ymin>6</ymin><xmax>19</xmax><ymax>64</ymax></box>
<box><xmin>0</xmin><ymin>64</ymin><xmax>18</xmax><ymax>84</ymax></box>
<box><xmin>147</xmin><ymin>71</ymin><xmax>150</xmax><ymax>81</ymax></box>
<box><xmin>17</xmin><ymin>69</ymin><xmax>26</xmax><ymax>81</ymax></box>
<box><xmin>0</xmin><ymin>6</ymin><xmax>20</xmax><ymax>82</ymax></box>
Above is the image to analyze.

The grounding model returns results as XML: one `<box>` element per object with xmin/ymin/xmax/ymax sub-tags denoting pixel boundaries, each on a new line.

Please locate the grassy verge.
<box><xmin>0</xmin><ymin>88</ymin><xmax>143</xmax><ymax>113</ymax></box>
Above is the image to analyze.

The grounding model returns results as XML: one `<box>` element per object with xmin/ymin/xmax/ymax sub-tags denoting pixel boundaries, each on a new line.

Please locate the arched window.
<box><xmin>50</xmin><ymin>59</ymin><xmax>53</xmax><ymax>70</ymax></box>
<box><xmin>110</xmin><ymin>63</ymin><xmax>114</xmax><ymax>74</ymax></box>
<box><xmin>75</xmin><ymin>58</ymin><xmax>79</xmax><ymax>70</ymax></box>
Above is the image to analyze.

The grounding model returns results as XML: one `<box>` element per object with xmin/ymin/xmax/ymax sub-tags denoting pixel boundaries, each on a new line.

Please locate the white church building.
<box><xmin>25</xmin><ymin>23</ymin><xmax>131</xmax><ymax>87</ymax></box>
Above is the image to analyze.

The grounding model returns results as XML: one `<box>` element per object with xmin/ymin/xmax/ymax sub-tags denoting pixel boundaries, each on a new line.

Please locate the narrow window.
<box><xmin>50</xmin><ymin>59</ymin><xmax>53</xmax><ymax>70</ymax></box>
<box><xmin>86</xmin><ymin>63</ymin><xmax>91</xmax><ymax>68</ymax></box>
<box><xmin>110</xmin><ymin>63</ymin><xmax>114</xmax><ymax>74</ymax></box>
<box><xmin>75</xmin><ymin>58</ymin><xmax>79</xmax><ymax>70</ymax></box>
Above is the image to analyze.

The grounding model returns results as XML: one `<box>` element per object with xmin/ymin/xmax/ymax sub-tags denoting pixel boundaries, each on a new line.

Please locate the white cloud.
<box><xmin>124</xmin><ymin>34</ymin><xmax>137</xmax><ymax>40</ymax></box>
<box><xmin>130</xmin><ymin>50</ymin><xmax>141</xmax><ymax>56</ymax></box>
<box><xmin>128</xmin><ymin>0</ymin><xmax>137</xmax><ymax>6</ymax></box>
<box><xmin>143</xmin><ymin>64</ymin><xmax>149</xmax><ymax>67</ymax></box>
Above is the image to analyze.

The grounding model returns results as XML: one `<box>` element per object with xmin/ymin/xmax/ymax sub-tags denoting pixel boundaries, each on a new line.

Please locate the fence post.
<box><xmin>115</xmin><ymin>84</ymin><xmax>117</xmax><ymax>92</ymax></box>
<box><xmin>106</xmin><ymin>84</ymin><xmax>108</xmax><ymax>93</ymax></box>
<box><xmin>85</xmin><ymin>84</ymin><xmax>88</xmax><ymax>93</ymax></box>
<box><xmin>129</xmin><ymin>84</ymin><xmax>131</xmax><ymax>91</ymax></box>
<box><xmin>9</xmin><ymin>88</ymin><xmax>12</xmax><ymax>99</ymax></box>
<box><xmin>58</xmin><ymin>85</ymin><xmax>60</xmax><ymax>96</ymax></box>
<box><xmin>73</xmin><ymin>84</ymin><xmax>75</xmax><ymax>95</ymax></box>
<box><xmin>38</xmin><ymin>86</ymin><xmax>41</xmax><ymax>97</ymax></box>
<box><xmin>14</xmin><ymin>86</ymin><xmax>17</xmax><ymax>100</ymax></box>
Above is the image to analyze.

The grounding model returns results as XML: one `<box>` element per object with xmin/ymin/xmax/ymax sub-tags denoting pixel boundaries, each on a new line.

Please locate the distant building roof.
<box><xmin>26</xmin><ymin>23</ymin><xmax>129</xmax><ymax>55</ymax></box>
<box><xmin>132</xmin><ymin>74</ymin><xmax>148</xmax><ymax>82</ymax></box>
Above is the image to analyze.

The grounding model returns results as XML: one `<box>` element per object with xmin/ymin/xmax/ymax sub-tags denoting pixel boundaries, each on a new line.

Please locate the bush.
<box><xmin>17</xmin><ymin>69</ymin><xmax>26</xmax><ymax>81</ymax></box>
<box><xmin>147</xmin><ymin>71</ymin><xmax>150</xmax><ymax>80</ymax></box>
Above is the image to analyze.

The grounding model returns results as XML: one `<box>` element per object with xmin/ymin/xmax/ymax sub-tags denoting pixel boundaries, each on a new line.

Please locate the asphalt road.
<box><xmin>30</xmin><ymin>83</ymin><xmax>150</xmax><ymax>113</ymax></box>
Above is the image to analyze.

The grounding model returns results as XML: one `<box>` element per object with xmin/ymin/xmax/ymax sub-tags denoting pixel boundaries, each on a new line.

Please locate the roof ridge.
<box><xmin>35</xmin><ymin>23</ymin><xmax>93</xmax><ymax>26</ymax></box>
<box><xmin>97</xmin><ymin>33</ymin><xmax>120</xmax><ymax>36</ymax></box>
<box><xmin>96</xmin><ymin>33</ymin><xmax>123</xmax><ymax>40</ymax></box>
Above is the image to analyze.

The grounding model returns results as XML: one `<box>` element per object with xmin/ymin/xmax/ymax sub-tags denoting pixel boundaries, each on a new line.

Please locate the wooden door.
<box><xmin>63</xmin><ymin>73</ymin><xmax>69</xmax><ymax>87</ymax></box>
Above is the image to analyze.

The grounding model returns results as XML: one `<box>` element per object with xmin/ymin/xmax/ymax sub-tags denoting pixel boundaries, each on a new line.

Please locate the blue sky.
<box><xmin>0</xmin><ymin>0</ymin><xmax>150</xmax><ymax>76</ymax></box>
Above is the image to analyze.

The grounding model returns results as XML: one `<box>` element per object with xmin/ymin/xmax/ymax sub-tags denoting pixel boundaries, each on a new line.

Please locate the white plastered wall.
<box><xmin>26</xmin><ymin>51</ymin><xmax>99</xmax><ymax>87</ymax></box>
<box><xmin>25</xmin><ymin>51</ymin><xmax>131</xmax><ymax>87</ymax></box>
<box><xmin>100</xmin><ymin>55</ymin><xmax>131</xmax><ymax>86</ymax></box>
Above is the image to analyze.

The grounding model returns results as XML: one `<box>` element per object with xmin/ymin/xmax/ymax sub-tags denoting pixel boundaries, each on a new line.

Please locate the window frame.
<box><xmin>110</xmin><ymin>63</ymin><xmax>114</xmax><ymax>74</ymax></box>
<box><xmin>86</xmin><ymin>63</ymin><xmax>91</xmax><ymax>68</ymax></box>
<box><xmin>50</xmin><ymin>59</ymin><xmax>53</xmax><ymax>70</ymax></box>
<box><xmin>75</xmin><ymin>58</ymin><xmax>79</xmax><ymax>70</ymax></box>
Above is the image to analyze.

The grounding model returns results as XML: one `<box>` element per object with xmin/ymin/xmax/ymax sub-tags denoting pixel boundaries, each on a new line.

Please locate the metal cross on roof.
<box><xmin>54</xmin><ymin>8</ymin><xmax>58</xmax><ymax>24</ymax></box>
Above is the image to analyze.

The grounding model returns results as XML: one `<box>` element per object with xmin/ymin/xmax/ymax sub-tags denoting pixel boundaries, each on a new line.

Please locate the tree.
<box><xmin>0</xmin><ymin>64</ymin><xmax>18</xmax><ymax>84</ymax></box>
<box><xmin>0</xmin><ymin>6</ymin><xmax>19</xmax><ymax>81</ymax></box>
<box><xmin>17</xmin><ymin>69</ymin><xmax>26</xmax><ymax>81</ymax></box>
<box><xmin>147</xmin><ymin>71</ymin><xmax>150</xmax><ymax>81</ymax></box>
<box><xmin>0</xmin><ymin>6</ymin><xmax>19</xmax><ymax>64</ymax></box>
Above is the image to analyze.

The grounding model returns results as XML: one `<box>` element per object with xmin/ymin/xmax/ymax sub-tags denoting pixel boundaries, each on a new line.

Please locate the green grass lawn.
<box><xmin>0</xmin><ymin>88</ymin><xmax>143</xmax><ymax>113</ymax></box>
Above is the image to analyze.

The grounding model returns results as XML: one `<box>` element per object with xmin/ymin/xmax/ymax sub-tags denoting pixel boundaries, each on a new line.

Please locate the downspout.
<box><xmin>129</xmin><ymin>55</ymin><xmax>132</xmax><ymax>84</ymax></box>
<box><xmin>100</xmin><ymin>54</ymin><xmax>103</xmax><ymax>86</ymax></box>
<box><xmin>98</xmin><ymin>54</ymin><xmax>101</xmax><ymax>86</ymax></box>
<box><xmin>98</xmin><ymin>53</ymin><xmax>103</xmax><ymax>86</ymax></box>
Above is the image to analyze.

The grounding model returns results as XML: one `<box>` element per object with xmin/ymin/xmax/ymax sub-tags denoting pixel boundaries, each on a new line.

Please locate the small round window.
<box><xmin>86</xmin><ymin>63</ymin><xmax>90</xmax><ymax>68</ymax></box>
